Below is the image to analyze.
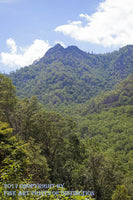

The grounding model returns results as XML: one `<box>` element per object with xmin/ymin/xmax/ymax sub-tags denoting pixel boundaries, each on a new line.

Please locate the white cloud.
<box><xmin>0</xmin><ymin>38</ymin><xmax>50</xmax><ymax>72</ymax></box>
<box><xmin>7</xmin><ymin>38</ymin><xmax>17</xmax><ymax>54</ymax></box>
<box><xmin>55</xmin><ymin>0</ymin><xmax>133</xmax><ymax>47</ymax></box>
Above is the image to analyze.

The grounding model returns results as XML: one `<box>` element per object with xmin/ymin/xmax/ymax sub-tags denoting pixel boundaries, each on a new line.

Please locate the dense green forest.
<box><xmin>1</xmin><ymin>44</ymin><xmax>133</xmax><ymax>199</ymax></box>
<box><xmin>9</xmin><ymin>44</ymin><xmax>133</xmax><ymax>107</ymax></box>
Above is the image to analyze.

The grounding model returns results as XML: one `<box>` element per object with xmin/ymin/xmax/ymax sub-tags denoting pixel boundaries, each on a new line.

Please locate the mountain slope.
<box><xmin>9</xmin><ymin>44</ymin><xmax>133</xmax><ymax>106</ymax></box>
<box><xmin>81</xmin><ymin>73</ymin><xmax>133</xmax><ymax>115</ymax></box>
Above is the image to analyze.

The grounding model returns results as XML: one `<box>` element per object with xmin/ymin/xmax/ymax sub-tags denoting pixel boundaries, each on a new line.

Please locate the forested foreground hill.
<box><xmin>9</xmin><ymin>44</ymin><xmax>133</xmax><ymax>106</ymax></box>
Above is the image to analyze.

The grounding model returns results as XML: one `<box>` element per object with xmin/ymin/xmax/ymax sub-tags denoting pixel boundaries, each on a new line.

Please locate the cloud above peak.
<box><xmin>7</xmin><ymin>38</ymin><xmax>17</xmax><ymax>54</ymax></box>
<box><xmin>0</xmin><ymin>38</ymin><xmax>50</xmax><ymax>73</ymax></box>
<box><xmin>55</xmin><ymin>0</ymin><xmax>133</xmax><ymax>47</ymax></box>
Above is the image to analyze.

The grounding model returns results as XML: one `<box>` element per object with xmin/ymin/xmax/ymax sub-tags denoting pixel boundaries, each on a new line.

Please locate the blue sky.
<box><xmin>0</xmin><ymin>0</ymin><xmax>133</xmax><ymax>73</ymax></box>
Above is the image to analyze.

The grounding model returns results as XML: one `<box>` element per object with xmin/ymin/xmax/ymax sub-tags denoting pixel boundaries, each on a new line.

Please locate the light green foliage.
<box><xmin>0</xmin><ymin>74</ymin><xmax>16</xmax><ymax>123</ymax></box>
<box><xmin>0</xmin><ymin>121</ymin><xmax>29</xmax><ymax>182</ymax></box>
<box><xmin>0</xmin><ymin>121</ymin><xmax>30</xmax><ymax>200</ymax></box>
<box><xmin>111</xmin><ymin>185</ymin><xmax>131</xmax><ymax>200</ymax></box>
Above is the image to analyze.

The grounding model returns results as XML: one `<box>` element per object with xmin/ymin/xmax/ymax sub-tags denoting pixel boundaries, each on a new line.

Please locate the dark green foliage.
<box><xmin>9</xmin><ymin>94</ymin><xmax>84</xmax><ymax>187</ymax></box>
<box><xmin>25</xmin><ymin>138</ymin><xmax>50</xmax><ymax>183</ymax></box>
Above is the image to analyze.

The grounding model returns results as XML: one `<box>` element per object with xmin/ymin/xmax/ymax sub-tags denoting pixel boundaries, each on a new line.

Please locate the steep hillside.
<box><xmin>9</xmin><ymin>44</ymin><xmax>133</xmax><ymax>107</ymax></box>
<box><xmin>82</xmin><ymin>74</ymin><xmax>133</xmax><ymax>115</ymax></box>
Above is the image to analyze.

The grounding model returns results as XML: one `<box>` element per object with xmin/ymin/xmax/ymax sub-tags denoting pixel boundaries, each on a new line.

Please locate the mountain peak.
<box><xmin>45</xmin><ymin>43</ymin><xmax>64</xmax><ymax>56</ymax></box>
<box><xmin>66</xmin><ymin>45</ymin><xmax>80</xmax><ymax>51</ymax></box>
<box><xmin>34</xmin><ymin>44</ymin><xmax>89</xmax><ymax>65</ymax></box>
<box><xmin>54</xmin><ymin>43</ymin><xmax>64</xmax><ymax>49</ymax></box>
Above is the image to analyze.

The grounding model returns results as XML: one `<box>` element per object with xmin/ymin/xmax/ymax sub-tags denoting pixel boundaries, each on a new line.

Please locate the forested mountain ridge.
<box><xmin>9</xmin><ymin>44</ymin><xmax>133</xmax><ymax>106</ymax></box>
